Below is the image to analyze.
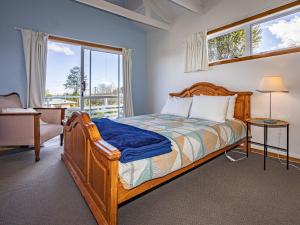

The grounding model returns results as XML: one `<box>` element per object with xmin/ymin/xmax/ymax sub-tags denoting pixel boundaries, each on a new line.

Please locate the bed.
<box><xmin>62</xmin><ymin>82</ymin><xmax>252</xmax><ymax>225</ymax></box>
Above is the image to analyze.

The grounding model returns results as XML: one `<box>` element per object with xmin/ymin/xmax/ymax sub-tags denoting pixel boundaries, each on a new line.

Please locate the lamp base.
<box><xmin>264</xmin><ymin>119</ymin><xmax>278</xmax><ymax>124</ymax></box>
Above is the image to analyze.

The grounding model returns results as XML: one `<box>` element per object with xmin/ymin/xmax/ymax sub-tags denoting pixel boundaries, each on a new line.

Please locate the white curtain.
<box><xmin>122</xmin><ymin>48</ymin><xmax>134</xmax><ymax>117</ymax></box>
<box><xmin>184</xmin><ymin>31</ymin><xmax>208</xmax><ymax>73</ymax></box>
<box><xmin>21</xmin><ymin>29</ymin><xmax>48</xmax><ymax>108</ymax></box>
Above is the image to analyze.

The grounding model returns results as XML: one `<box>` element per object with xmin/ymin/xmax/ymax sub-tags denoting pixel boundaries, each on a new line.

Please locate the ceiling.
<box><xmin>77</xmin><ymin>0</ymin><xmax>211</xmax><ymax>30</ymax></box>
<box><xmin>125</xmin><ymin>0</ymin><xmax>205</xmax><ymax>22</ymax></box>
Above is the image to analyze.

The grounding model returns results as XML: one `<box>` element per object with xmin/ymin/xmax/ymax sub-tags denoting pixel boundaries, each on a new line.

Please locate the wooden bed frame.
<box><xmin>62</xmin><ymin>82</ymin><xmax>253</xmax><ymax>225</ymax></box>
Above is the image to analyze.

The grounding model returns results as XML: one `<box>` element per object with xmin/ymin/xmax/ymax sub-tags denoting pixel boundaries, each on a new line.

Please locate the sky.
<box><xmin>46</xmin><ymin>41</ymin><xmax>121</xmax><ymax>95</ymax></box>
<box><xmin>253</xmin><ymin>11</ymin><xmax>300</xmax><ymax>53</ymax></box>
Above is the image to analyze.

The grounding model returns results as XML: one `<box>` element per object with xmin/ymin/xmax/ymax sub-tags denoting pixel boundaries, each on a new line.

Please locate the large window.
<box><xmin>208</xmin><ymin>3</ymin><xmax>300</xmax><ymax>64</ymax></box>
<box><xmin>45</xmin><ymin>39</ymin><xmax>123</xmax><ymax>119</ymax></box>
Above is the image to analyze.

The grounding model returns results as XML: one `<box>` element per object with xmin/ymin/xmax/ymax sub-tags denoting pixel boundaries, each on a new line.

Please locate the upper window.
<box><xmin>252</xmin><ymin>10</ymin><xmax>300</xmax><ymax>54</ymax></box>
<box><xmin>208</xmin><ymin>4</ymin><xmax>300</xmax><ymax>63</ymax></box>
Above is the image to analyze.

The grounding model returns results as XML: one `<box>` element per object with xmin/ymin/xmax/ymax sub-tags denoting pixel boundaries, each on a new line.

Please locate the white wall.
<box><xmin>147</xmin><ymin>0</ymin><xmax>300</xmax><ymax>158</ymax></box>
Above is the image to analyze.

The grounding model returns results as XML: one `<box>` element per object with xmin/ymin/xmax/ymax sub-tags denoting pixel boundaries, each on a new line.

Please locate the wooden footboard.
<box><xmin>62</xmin><ymin>112</ymin><xmax>120</xmax><ymax>225</ymax></box>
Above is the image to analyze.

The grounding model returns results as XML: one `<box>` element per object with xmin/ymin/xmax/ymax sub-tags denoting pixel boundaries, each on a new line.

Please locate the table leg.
<box><xmin>264</xmin><ymin>125</ymin><xmax>268</xmax><ymax>170</ymax></box>
<box><xmin>246</xmin><ymin>122</ymin><xmax>249</xmax><ymax>158</ymax></box>
<box><xmin>266</xmin><ymin>126</ymin><xmax>268</xmax><ymax>158</ymax></box>
<box><xmin>287</xmin><ymin>124</ymin><xmax>289</xmax><ymax>170</ymax></box>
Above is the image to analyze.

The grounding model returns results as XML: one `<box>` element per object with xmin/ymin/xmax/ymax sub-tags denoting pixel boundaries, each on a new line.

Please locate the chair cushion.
<box><xmin>40</xmin><ymin>124</ymin><xmax>63</xmax><ymax>144</ymax></box>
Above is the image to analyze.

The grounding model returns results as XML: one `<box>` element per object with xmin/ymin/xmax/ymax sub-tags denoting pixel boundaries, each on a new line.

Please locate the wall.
<box><xmin>0</xmin><ymin>0</ymin><xmax>147</xmax><ymax>115</ymax></box>
<box><xmin>147</xmin><ymin>0</ymin><xmax>300</xmax><ymax>157</ymax></box>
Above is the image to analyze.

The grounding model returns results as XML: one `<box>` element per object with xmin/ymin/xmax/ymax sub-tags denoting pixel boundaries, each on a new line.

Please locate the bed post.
<box><xmin>62</xmin><ymin>112</ymin><xmax>120</xmax><ymax>225</ymax></box>
<box><xmin>242</xmin><ymin>94</ymin><xmax>251</xmax><ymax>155</ymax></box>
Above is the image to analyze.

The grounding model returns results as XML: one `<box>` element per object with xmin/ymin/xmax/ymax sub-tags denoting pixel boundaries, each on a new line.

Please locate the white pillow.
<box><xmin>189</xmin><ymin>95</ymin><xmax>229</xmax><ymax>123</ymax></box>
<box><xmin>0</xmin><ymin>108</ymin><xmax>37</xmax><ymax>113</ymax></box>
<box><xmin>0</xmin><ymin>108</ymin><xmax>48</xmax><ymax>124</ymax></box>
<box><xmin>161</xmin><ymin>96</ymin><xmax>192</xmax><ymax>117</ymax></box>
<box><xmin>226</xmin><ymin>94</ymin><xmax>237</xmax><ymax>120</ymax></box>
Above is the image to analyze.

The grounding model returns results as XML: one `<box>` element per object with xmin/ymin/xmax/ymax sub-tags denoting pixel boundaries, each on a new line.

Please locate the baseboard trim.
<box><xmin>249</xmin><ymin>148</ymin><xmax>300</xmax><ymax>164</ymax></box>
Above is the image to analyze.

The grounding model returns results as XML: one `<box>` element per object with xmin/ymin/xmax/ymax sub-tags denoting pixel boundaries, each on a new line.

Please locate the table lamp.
<box><xmin>257</xmin><ymin>76</ymin><xmax>289</xmax><ymax>124</ymax></box>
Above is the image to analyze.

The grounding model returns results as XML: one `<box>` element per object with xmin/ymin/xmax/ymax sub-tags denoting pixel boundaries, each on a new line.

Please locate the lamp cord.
<box><xmin>225</xmin><ymin>148</ymin><xmax>247</xmax><ymax>162</ymax></box>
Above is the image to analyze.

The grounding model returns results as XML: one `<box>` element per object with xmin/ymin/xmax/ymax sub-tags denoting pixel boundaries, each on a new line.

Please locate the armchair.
<box><xmin>0</xmin><ymin>93</ymin><xmax>65</xmax><ymax>161</ymax></box>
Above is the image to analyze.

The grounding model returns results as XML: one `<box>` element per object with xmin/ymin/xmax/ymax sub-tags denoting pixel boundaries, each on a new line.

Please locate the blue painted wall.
<box><xmin>0</xmin><ymin>0</ymin><xmax>148</xmax><ymax>115</ymax></box>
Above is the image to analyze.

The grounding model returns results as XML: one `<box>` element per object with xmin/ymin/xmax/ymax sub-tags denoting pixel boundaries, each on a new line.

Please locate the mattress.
<box><xmin>116</xmin><ymin>114</ymin><xmax>246</xmax><ymax>189</ymax></box>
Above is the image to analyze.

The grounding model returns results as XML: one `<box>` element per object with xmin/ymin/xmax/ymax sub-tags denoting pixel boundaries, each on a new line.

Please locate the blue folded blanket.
<box><xmin>92</xmin><ymin>118</ymin><xmax>172</xmax><ymax>163</ymax></box>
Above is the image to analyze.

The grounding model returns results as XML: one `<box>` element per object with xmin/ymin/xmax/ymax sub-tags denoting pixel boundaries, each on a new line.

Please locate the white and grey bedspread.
<box><xmin>116</xmin><ymin>114</ymin><xmax>246</xmax><ymax>189</ymax></box>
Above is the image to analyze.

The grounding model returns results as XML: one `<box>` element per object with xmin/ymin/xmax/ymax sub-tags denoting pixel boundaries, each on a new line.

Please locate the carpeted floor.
<box><xmin>0</xmin><ymin>139</ymin><xmax>300</xmax><ymax>225</ymax></box>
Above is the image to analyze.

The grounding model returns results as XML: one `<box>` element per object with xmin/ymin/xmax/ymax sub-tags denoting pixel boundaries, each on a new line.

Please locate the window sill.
<box><xmin>209</xmin><ymin>47</ymin><xmax>300</xmax><ymax>67</ymax></box>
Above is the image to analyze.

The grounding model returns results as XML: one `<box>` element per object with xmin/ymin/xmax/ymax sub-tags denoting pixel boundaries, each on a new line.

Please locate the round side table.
<box><xmin>246</xmin><ymin>118</ymin><xmax>289</xmax><ymax>170</ymax></box>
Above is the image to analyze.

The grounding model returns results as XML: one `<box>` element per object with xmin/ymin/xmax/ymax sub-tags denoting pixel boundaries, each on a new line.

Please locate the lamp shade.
<box><xmin>257</xmin><ymin>76</ymin><xmax>288</xmax><ymax>93</ymax></box>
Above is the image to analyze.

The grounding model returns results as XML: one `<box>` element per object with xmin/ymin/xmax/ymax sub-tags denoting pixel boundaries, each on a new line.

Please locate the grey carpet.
<box><xmin>0</xmin><ymin>139</ymin><xmax>300</xmax><ymax>225</ymax></box>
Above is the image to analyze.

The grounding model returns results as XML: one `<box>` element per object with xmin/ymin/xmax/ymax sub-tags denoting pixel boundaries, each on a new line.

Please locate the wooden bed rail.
<box><xmin>62</xmin><ymin>111</ymin><xmax>120</xmax><ymax>225</ymax></box>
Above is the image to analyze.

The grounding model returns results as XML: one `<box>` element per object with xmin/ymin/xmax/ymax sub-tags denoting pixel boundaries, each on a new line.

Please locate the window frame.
<box><xmin>207</xmin><ymin>1</ymin><xmax>300</xmax><ymax>67</ymax></box>
<box><xmin>46</xmin><ymin>36</ymin><xmax>124</xmax><ymax>119</ymax></box>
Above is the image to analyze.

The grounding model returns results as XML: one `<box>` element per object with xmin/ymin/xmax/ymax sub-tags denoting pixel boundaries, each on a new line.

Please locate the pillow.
<box><xmin>0</xmin><ymin>108</ymin><xmax>37</xmax><ymax>113</ymax></box>
<box><xmin>1</xmin><ymin>108</ymin><xmax>48</xmax><ymax>124</ymax></box>
<box><xmin>161</xmin><ymin>96</ymin><xmax>192</xmax><ymax>117</ymax></box>
<box><xmin>189</xmin><ymin>95</ymin><xmax>229</xmax><ymax>123</ymax></box>
<box><xmin>226</xmin><ymin>94</ymin><xmax>237</xmax><ymax>120</ymax></box>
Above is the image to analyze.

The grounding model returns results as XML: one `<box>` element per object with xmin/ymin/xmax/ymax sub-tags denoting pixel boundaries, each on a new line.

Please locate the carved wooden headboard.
<box><xmin>170</xmin><ymin>82</ymin><xmax>253</xmax><ymax>122</ymax></box>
